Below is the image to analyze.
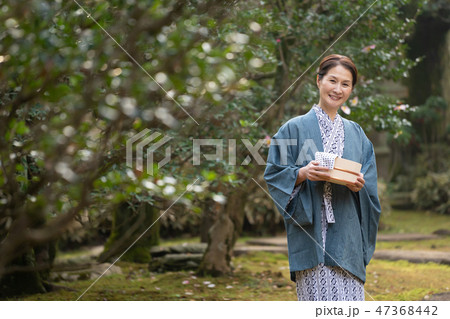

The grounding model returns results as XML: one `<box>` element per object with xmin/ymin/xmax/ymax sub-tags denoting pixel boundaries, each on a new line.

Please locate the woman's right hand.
<box><xmin>296</xmin><ymin>160</ymin><xmax>330</xmax><ymax>185</ymax></box>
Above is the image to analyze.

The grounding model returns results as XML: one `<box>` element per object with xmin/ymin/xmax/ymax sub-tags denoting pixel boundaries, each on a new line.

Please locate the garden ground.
<box><xmin>10</xmin><ymin>209</ymin><xmax>450</xmax><ymax>301</ymax></box>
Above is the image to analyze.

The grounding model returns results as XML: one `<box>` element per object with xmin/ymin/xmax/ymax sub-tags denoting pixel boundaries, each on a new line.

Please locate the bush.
<box><xmin>412</xmin><ymin>170</ymin><xmax>450</xmax><ymax>214</ymax></box>
<box><xmin>389</xmin><ymin>143</ymin><xmax>450</xmax><ymax>200</ymax></box>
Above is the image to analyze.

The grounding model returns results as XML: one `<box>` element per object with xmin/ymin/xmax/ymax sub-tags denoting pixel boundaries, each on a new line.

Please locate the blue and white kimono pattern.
<box><xmin>263</xmin><ymin>105</ymin><xmax>381</xmax><ymax>302</ymax></box>
<box><xmin>294</xmin><ymin>105</ymin><xmax>364</xmax><ymax>301</ymax></box>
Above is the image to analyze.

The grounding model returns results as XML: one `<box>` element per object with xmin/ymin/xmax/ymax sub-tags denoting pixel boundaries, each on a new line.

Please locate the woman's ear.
<box><xmin>316</xmin><ymin>74</ymin><xmax>321</xmax><ymax>88</ymax></box>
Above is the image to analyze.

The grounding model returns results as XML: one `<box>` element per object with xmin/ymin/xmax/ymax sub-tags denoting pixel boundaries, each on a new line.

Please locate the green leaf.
<box><xmin>202</xmin><ymin>170</ymin><xmax>217</xmax><ymax>181</ymax></box>
<box><xmin>16</xmin><ymin>121</ymin><xmax>29</xmax><ymax>135</ymax></box>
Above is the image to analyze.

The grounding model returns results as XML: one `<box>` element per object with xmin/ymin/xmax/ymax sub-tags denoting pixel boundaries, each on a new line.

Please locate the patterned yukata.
<box><xmin>292</xmin><ymin>105</ymin><xmax>365</xmax><ymax>301</ymax></box>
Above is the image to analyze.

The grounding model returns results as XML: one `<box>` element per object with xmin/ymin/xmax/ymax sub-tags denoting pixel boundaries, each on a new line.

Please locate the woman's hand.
<box><xmin>296</xmin><ymin>160</ymin><xmax>330</xmax><ymax>185</ymax></box>
<box><xmin>346</xmin><ymin>173</ymin><xmax>365</xmax><ymax>192</ymax></box>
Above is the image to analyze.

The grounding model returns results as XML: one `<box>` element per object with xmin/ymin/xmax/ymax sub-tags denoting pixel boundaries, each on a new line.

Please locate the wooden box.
<box><xmin>328</xmin><ymin>157</ymin><xmax>362</xmax><ymax>186</ymax></box>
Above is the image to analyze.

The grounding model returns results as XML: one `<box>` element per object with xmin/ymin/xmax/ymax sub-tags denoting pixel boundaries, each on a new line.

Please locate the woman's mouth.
<box><xmin>329</xmin><ymin>95</ymin><xmax>341</xmax><ymax>101</ymax></box>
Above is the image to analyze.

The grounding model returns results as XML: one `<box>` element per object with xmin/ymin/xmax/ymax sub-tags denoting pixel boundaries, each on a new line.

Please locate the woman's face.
<box><xmin>316</xmin><ymin>65</ymin><xmax>353</xmax><ymax>114</ymax></box>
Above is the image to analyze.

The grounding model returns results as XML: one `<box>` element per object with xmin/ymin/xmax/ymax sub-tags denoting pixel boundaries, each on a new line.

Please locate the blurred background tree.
<box><xmin>0</xmin><ymin>0</ymin><xmax>436</xmax><ymax>297</ymax></box>
<box><xmin>388</xmin><ymin>0</ymin><xmax>450</xmax><ymax>212</ymax></box>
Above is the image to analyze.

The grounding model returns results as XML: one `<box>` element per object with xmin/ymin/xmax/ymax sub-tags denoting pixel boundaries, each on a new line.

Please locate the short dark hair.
<box><xmin>317</xmin><ymin>54</ymin><xmax>358</xmax><ymax>88</ymax></box>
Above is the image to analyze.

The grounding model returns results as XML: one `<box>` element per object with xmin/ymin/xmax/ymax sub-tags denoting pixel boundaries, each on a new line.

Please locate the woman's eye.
<box><xmin>330</xmin><ymin>80</ymin><xmax>335</xmax><ymax>83</ymax></box>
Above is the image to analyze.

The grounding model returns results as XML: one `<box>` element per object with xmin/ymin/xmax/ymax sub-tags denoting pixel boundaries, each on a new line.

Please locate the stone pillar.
<box><xmin>440</xmin><ymin>30</ymin><xmax>450</xmax><ymax>124</ymax></box>
<box><xmin>368</xmin><ymin>131</ymin><xmax>391</xmax><ymax>181</ymax></box>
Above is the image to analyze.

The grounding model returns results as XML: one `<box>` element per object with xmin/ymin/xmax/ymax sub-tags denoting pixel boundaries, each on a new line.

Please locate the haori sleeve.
<box><xmin>263</xmin><ymin>123</ymin><xmax>314</xmax><ymax>226</ymax></box>
<box><xmin>358</xmin><ymin>131</ymin><xmax>382</xmax><ymax>266</ymax></box>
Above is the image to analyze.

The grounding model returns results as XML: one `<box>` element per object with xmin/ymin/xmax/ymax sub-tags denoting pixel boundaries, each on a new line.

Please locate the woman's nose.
<box><xmin>333</xmin><ymin>84</ymin><xmax>342</xmax><ymax>93</ymax></box>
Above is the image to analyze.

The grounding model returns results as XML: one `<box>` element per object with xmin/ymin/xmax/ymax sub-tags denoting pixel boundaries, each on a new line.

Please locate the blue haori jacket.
<box><xmin>263</xmin><ymin>108</ymin><xmax>381</xmax><ymax>283</ymax></box>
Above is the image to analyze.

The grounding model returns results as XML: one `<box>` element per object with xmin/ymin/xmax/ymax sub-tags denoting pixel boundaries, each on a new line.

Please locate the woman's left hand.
<box><xmin>346</xmin><ymin>173</ymin><xmax>365</xmax><ymax>192</ymax></box>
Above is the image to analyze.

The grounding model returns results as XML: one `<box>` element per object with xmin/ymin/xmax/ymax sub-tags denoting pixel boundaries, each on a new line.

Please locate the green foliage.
<box><xmin>412</xmin><ymin>170</ymin><xmax>450</xmax><ymax>214</ymax></box>
<box><xmin>389</xmin><ymin>96</ymin><xmax>448</xmax><ymax>198</ymax></box>
<box><xmin>244</xmin><ymin>0</ymin><xmax>423</xmax><ymax>135</ymax></box>
<box><xmin>390</xmin><ymin>142</ymin><xmax>450</xmax><ymax>195</ymax></box>
<box><xmin>0</xmin><ymin>0</ymin><xmax>428</xmax><ymax>290</ymax></box>
<box><xmin>411</xmin><ymin>96</ymin><xmax>448</xmax><ymax>144</ymax></box>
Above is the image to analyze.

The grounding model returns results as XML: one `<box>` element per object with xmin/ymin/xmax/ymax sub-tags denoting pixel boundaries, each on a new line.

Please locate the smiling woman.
<box><xmin>264</xmin><ymin>54</ymin><xmax>381</xmax><ymax>301</ymax></box>
<box><xmin>316</xmin><ymin>62</ymin><xmax>356</xmax><ymax>120</ymax></box>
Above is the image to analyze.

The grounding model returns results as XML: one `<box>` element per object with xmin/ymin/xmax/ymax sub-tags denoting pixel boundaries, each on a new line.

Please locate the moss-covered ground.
<box><xmin>376</xmin><ymin>209</ymin><xmax>450</xmax><ymax>251</ymax></box>
<box><xmin>379</xmin><ymin>209</ymin><xmax>450</xmax><ymax>234</ymax></box>
<box><xmin>10</xmin><ymin>251</ymin><xmax>450</xmax><ymax>301</ymax></box>
<box><xmin>9</xmin><ymin>210</ymin><xmax>450</xmax><ymax>301</ymax></box>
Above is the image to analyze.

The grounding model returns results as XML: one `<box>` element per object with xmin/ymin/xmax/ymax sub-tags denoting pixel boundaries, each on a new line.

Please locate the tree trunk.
<box><xmin>99</xmin><ymin>201</ymin><xmax>160</xmax><ymax>263</ymax></box>
<box><xmin>197</xmin><ymin>185</ymin><xmax>251</xmax><ymax>276</ymax></box>
<box><xmin>0</xmin><ymin>152</ymin><xmax>56</xmax><ymax>297</ymax></box>
<box><xmin>0</xmin><ymin>242</ymin><xmax>56</xmax><ymax>297</ymax></box>
<box><xmin>441</xmin><ymin>30</ymin><xmax>450</xmax><ymax>126</ymax></box>
<box><xmin>199</xmin><ymin>198</ymin><xmax>220</xmax><ymax>243</ymax></box>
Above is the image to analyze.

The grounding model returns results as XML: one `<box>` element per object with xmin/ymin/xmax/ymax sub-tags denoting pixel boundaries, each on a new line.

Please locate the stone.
<box><xmin>233</xmin><ymin>245</ymin><xmax>288</xmax><ymax>256</ymax></box>
<box><xmin>150</xmin><ymin>243</ymin><xmax>207</xmax><ymax>257</ymax></box>
<box><xmin>50</xmin><ymin>263</ymin><xmax>122</xmax><ymax>282</ymax></box>
<box><xmin>377</xmin><ymin>233</ymin><xmax>442</xmax><ymax>241</ymax></box>
<box><xmin>245</xmin><ymin>237</ymin><xmax>287</xmax><ymax>247</ymax></box>
<box><xmin>169</xmin><ymin>243</ymin><xmax>207</xmax><ymax>254</ymax></box>
<box><xmin>149</xmin><ymin>246</ymin><xmax>171</xmax><ymax>257</ymax></box>
<box><xmin>424</xmin><ymin>292</ymin><xmax>450</xmax><ymax>301</ymax></box>
<box><xmin>374</xmin><ymin>250</ymin><xmax>450</xmax><ymax>265</ymax></box>
<box><xmin>433</xmin><ymin>229</ymin><xmax>450</xmax><ymax>236</ymax></box>
<box><xmin>148</xmin><ymin>243</ymin><xmax>208</xmax><ymax>273</ymax></box>
<box><xmin>149</xmin><ymin>253</ymin><xmax>204</xmax><ymax>272</ymax></box>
